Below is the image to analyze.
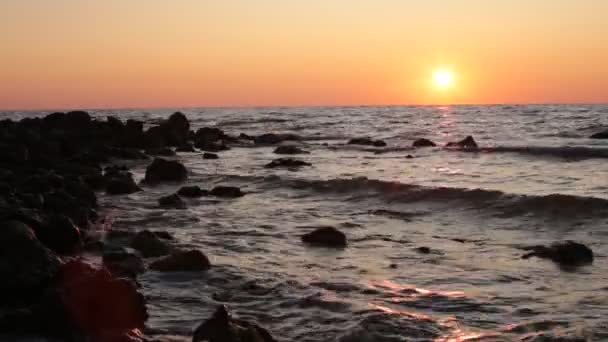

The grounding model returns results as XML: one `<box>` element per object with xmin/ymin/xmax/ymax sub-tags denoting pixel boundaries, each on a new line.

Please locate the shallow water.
<box><xmin>5</xmin><ymin>105</ymin><xmax>608</xmax><ymax>341</ymax></box>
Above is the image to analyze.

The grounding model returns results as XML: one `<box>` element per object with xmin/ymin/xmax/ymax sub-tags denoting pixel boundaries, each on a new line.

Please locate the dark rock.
<box><xmin>153</xmin><ymin>231</ymin><xmax>174</xmax><ymax>240</ymax></box>
<box><xmin>176</xmin><ymin>142</ymin><xmax>196</xmax><ymax>152</ymax></box>
<box><xmin>0</xmin><ymin>143</ymin><xmax>29</xmax><ymax>162</ymax></box>
<box><xmin>130</xmin><ymin>230</ymin><xmax>172</xmax><ymax>258</ymax></box>
<box><xmin>210</xmin><ymin>186</ymin><xmax>244</xmax><ymax>198</ymax></box>
<box><xmin>273</xmin><ymin>145</ymin><xmax>309</xmax><ymax>155</ymax></box>
<box><xmin>590</xmin><ymin>130</ymin><xmax>608</xmax><ymax>139</ymax></box>
<box><xmin>405</xmin><ymin>155</ymin><xmax>414</xmax><ymax>159</ymax></box>
<box><xmin>105</xmin><ymin>173</ymin><xmax>141</xmax><ymax>195</ymax></box>
<box><xmin>103</xmin><ymin>247</ymin><xmax>146</xmax><ymax>278</ymax></box>
<box><xmin>254</xmin><ymin>133</ymin><xmax>300</xmax><ymax>145</ymax></box>
<box><xmin>302</xmin><ymin>227</ymin><xmax>347</xmax><ymax>248</ymax></box>
<box><xmin>446</xmin><ymin>136</ymin><xmax>478</xmax><ymax>149</ymax></box>
<box><xmin>415</xmin><ymin>246</ymin><xmax>431</xmax><ymax>254</ymax></box>
<box><xmin>150</xmin><ymin>250</ymin><xmax>211</xmax><ymax>272</ymax></box>
<box><xmin>197</xmin><ymin>141</ymin><xmax>230</xmax><ymax>152</ymax></box>
<box><xmin>238</xmin><ymin>133</ymin><xmax>254</xmax><ymax>141</ymax></box>
<box><xmin>177</xmin><ymin>185</ymin><xmax>208</xmax><ymax>198</ymax></box>
<box><xmin>158</xmin><ymin>193</ymin><xmax>186</xmax><ymax>209</ymax></box>
<box><xmin>347</xmin><ymin>138</ymin><xmax>387</xmax><ymax>147</ymax></box>
<box><xmin>412</xmin><ymin>138</ymin><xmax>437</xmax><ymax>147</ymax></box>
<box><xmin>192</xmin><ymin>305</ymin><xmax>277</xmax><ymax>342</ymax></box>
<box><xmin>145</xmin><ymin>147</ymin><xmax>176</xmax><ymax>156</ymax></box>
<box><xmin>203</xmin><ymin>152</ymin><xmax>220</xmax><ymax>160</ymax></box>
<box><xmin>265</xmin><ymin>158</ymin><xmax>312</xmax><ymax>169</ymax></box>
<box><xmin>34</xmin><ymin>215</ymin><xmax>82</xmax><ymax>255</ymax></box>
<box><xmin>522</xmin><ymin>241</ymin><xmax>594</xmax><ymax>266</ymax></box>
<box><xmin>143</xmin><ymin>158</ymin><xmax>188</xmax><ymax>184</ymax></box>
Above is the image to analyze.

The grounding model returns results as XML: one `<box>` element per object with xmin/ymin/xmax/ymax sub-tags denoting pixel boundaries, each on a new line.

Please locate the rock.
<box><xmin>153</xmin><ymin>231</ymin><xmax>174</xmax><ymax>240</ymax></box>
<box><xmin>203</xmin><ymin>152</ymin><xmax>220</xmax><ymax>160</ymax></box>
<box><xmin>177</xmin><ymin>185</ymin><xmax>208</xmax><ymax>198</ymax></box>
<box><xmin>143</xmin><ymin>158</ymin><xmax>188</xmax><ymax>184</ymax></box>
<box><xmin>0</xmin><ymin>221</ymin><xmax>61</xmax><ymax>305</ymax></box>
<box><xmin>347</xmin><ymin>138</ymin><xmax>387</xmax><ymax>147</ymax></box>
<box><xmin>130</xmin><ymin>230</ymin><xmax>172</xmax><ymax>258</ymax></box>
<box><xmin>415</xmin><ymin>246</ymin><xmax>431</xmax><ymax>254</ymax></box>
<box><xmin>301</xmin><ymin>227</ymin><xmax>347</xmax><ymax>248</ymax></box>
<box><xmin>176</xmin><ymin>142</ymin><xmax>196</xmax><ymax>152</ymax></box>
<box><xmin>192</xmin><ymin>305</ymin><xmax>277</xmax><ymax>342</ymax></box>
<box><xmin>56</xmin><ymin>260</ymin><xmax>147</xmax><ymax>339</ymax></box>
<box><xmin>273</xmin><ymin>145</ymin><xmax>309</xmax><ymax>155</ymax></box>
<box><xmin>145</xmin><ymin>147</ymin><xmax>176</xmax><ymax>156</ymax></box>
<box><xmin>210</xmin><ymin>186</ymin><xmax>244</xmax><ymax>198</ymax></box>
<box><xmin>522</xmin><ymin>241</ymin><xmax>593</xmax><ymax>266</ymax></box>
<box><xmin>265</xmin><ymin>158</ymin><xmax>311</xmax><ymax>169</ymax></box>
<box><xmin>105</xmin><ymin>172</ymin><xmax>141</xmax><ymax>195</ymax></box>
<box><xmin>238</xmin><ymin>133</ymin><xmax>254</xmax><ymax>141</ymax></box>
<box><xmin>405</xmin><ymin>155</ymin><xmax>414</xmax><ymax>159</ymax></box>
<box><xmin>150</xmin><ymin>250</ymin><xmax>211</xmax><ymax>272</ymax></box>
<box><xmin>34</xmin><ymin>214</ymin><xmax>82</xmax><ymax>255</ymax></box>
<box><xmin>103</xmin><ymin>247</ymin><xmax>146</xmax><ymax>277</ymax></box>
<box><xmin>158</xmin><ymin>193</ymin><xmax>186</xmax><ymax>209</ymax></box>
<box><xmin>254</xmin><ymin>133</ymin><xmax>300</xmax><ymax>145</ymax></box>
<box><xmin>446</xmin><ymin>136</ymin><xmax>478</xmax><ymax>149</ymax></box>
<box><xmin>412</xmin><ymin>138</ymin><xmax>437</xmax><ymax>147</ymax></box>
<box><xmin>590</xmin><ymin>130</ymin><xmax>608</xmax><ymax>139</ymax></box>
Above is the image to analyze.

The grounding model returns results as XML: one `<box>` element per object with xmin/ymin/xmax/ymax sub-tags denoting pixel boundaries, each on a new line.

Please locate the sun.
<box><xmin>433</xmin><ymin>69</ymin><xmax>454</xmax><ymax>88</ymax></box>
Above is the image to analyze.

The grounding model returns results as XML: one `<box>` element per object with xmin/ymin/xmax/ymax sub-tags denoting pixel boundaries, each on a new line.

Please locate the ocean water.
<box><xmin>6</xmin><ymin>105</ymin><xmax>608</xmax><ymax>341</ymax></box>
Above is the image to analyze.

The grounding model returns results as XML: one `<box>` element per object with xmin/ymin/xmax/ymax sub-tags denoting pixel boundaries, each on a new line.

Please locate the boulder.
<box><xmin>590</xmin><ymin>130</ymin><xmax>608</xmax><ymax>139</ymax></box>
<box><xmin>158</xmin><ymin>193</ymin><xmax>186</xmax><ymax>209</ymax></box>
<box><xmin>34</xmin><ymin>215</ymin><xmax>82</xmax><ymax>255</ymax></box>
<box><xmin>203</xmin><ymin>152</ymin><xmax>220</xmax><ymax>160</ymax></box>
<box><xmin>347</xmin><ymin>138</ymin><xmax>387</xmax><ymax>147</ymax></box>
<box><xmin>522</xmin><ymin>241</ymin><xmax>593</xmax><ymax>266</ymax></box>
<box><xmin>102</xmin><ymin>247</ymin><xmax>146</xmax><ymax>278</ymax></box>
<box><xmin>412</xmin><ymin>138</ymin><xmax>437</xmax><ymax>147</ymax></box>
<box><xmin>254</xmin><ymin>133</ymin><xmax>300</xmax><ymax>145</ymax></box>
<box><xmin>105</xmin><ymin>175</ymin><xmax>141</xmax><ymax>195</ymax></box>
<box><xmin>210</xmin><ymin>186</ymin><xmax>244</xmax><ymax>198</ymax></box>
<box><xmin>264</xmin><ymin>158</ymin><xmax>311</xmax><ymax>169</ymax></box>
<box><xmin>150</xmin><ymin>250</ymin><xmax>211</xmax><ymax>272</ymax></box>
<box><xmin>196</xmin><ymin>141</ymin><xmax>230</xmax><ymax>152</ymax></box>
<box><xmin>273</xmin><ymin>145</ymin><xmax>309</xmax><ymax>155</ymax></box>
<box><xmin>177</xmin><ymin>185</ymin><xmax>208</xmax><ymax>198</ymax></box>
<box><xmin>301</xmin><ymin>227</ymin><xmax>347</xmax><ymax>248</ymax></box>
<box><xmin>143</xmin><ymin>158</ymin><xmax>188</xmax><ymax>184</ymax></box>
<box><xmin>446</xmin><ymin>136</ymin><xmax>478</xmax><ymax>149</ymax></box>
<box><xmin>192</xmin><ymin>305</ymin><xmax>277</xmax><ymax>342</ymax></box>
<box><xmin>130</xmin><ymin>230</ymin><xmax>172</xmax><ymax>258</ymax></box>
<box><xmin>176</xmin><ymin>142</ymin><xmax>196</xmax><ymax>152</ymax></box>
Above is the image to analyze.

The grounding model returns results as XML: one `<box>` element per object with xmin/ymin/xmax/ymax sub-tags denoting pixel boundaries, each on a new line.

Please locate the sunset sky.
<box><xmin>1</xmin><ymin>0</ymin><xmax>607</xmax><ymax>109</ymax></box>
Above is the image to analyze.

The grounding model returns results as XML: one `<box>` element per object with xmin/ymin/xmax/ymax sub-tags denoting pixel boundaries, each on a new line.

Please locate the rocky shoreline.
<box><xmin>0</xmin><ymin>111</ymin><xmax>596</xmax><ymax>341</ymax></box>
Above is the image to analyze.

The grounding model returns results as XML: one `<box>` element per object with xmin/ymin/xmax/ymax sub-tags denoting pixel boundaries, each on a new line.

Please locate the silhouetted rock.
<box><xmin>130</xmin><ymin>230</ymin><xmax>172</xmax><ymax>258</ymax></box>
<box><xmin>412</xmin><ymin>138</ymin><xmax>437</xmax><ymax>147</ymax></box>
<box><xmin>143</xmin><ymin>158</ymin><xmax>188</xmax><ymax>184</ymax></box>
<box><xmin>273</xmin><ymin>145</ymin><xmax>309</xmax><ymax>155</ymax></box>
<box><xmin>590</xmin><ymin>130</ymin><xmax>608</xmax><ymax>139</ymax></box>
<box><xmin>102</xmin><ymin>247</ymin><xmax>146</xmax><ymax>278</ymax></box>
<box><xmin>150</xmin><ymin>250</ymin><xmax>211</xmax><ymax>272</ymax></box>
<box><xmin>415</xmin><ymin>246</ymin><xmax>431</xmax><ymax>254</ymax></box>
<box><xmin>177</xmin><ymin>185</ymin><xmax>208</xmax><ymax>198</ymax></box>
<box><xmin>265</xmin><ymin>158</ymin><xmax>312</xmax><ymax>169</ymax></box>
<box><xmin>34</xmin><ymin>214</ymin><xmax>82</xmax><ymax>255</ymax></box>
<box><xmin>194</xmin><ymin>127</ymin><xmax>230</xmax><ymax>152</ymax></box>
<box><xmin>302</xmin><ymin>227</ymin><xmax>347</xmax><ymax>248</ymax></box>
<box><xmin>210</xmin><ymin>186</ymin><xmax>244</xmax><ymax>198</ymax></box>
<box><xmin>239</xmin><ymin>133</ymin><xmax>255</xmax><ymax>141</ymax></box>
<box><xmin>145</xmin><ymin>147</ymin><xmax>176</xmax><ymax>156</ymax></box>
<box><xmin>522</xmin><ymin>241</ymin><xmax>593</xmax><ymax>266</ymax></box>
<box><xmin>348</xmin><ymin>138</ymin><xmax>387</xmax><ymax>147</ymax></box>
<box><xmin>176</xmin><ymin>142</ymin><xmax>196</xmax><ymax>152</ymax></box>
<box><xmin>203</xmin><ymin>152</ymin><xmax>220</xmax><ymax>160</ymax></box>
<box><xmin>446</xmin><ymin>136</ymin><xmax>478</xmax><ymax>149</ymax></box>
<box><xmin>105</xmin><ymin>171</ymin><xmax>141</xmax><ymax>195</ymax></box>
<box><xmin>158</xmin><ymin>193</ymin><xmax>186</xmax><ymax>209</ymax></box>
<box><xmin>192</xmin><ymin>305</ymin><xmax>277</xmax><ymax>342</ymax></box>
<box><xmin>254</xmin><ymin>133</ymin><xmax>300</xmax><ymax>145</ymax></box>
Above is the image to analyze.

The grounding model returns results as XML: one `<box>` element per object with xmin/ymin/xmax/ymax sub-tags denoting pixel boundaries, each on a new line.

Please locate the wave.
<box><xmin>478</xmin><ymin>146</ymin><xmax>608</xmax><ymax>160</ymax></box>
<box><xmin>218</xmin><ymin>117</ymin><xmax>290</xmax><ymax>127</ymax></box>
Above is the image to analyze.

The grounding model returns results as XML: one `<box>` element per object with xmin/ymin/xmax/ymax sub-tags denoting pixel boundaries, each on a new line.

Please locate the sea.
<box><xmin>4</xmin><ymin>104</ymin><xmax>608</xmax><ymax>341</ymax></box>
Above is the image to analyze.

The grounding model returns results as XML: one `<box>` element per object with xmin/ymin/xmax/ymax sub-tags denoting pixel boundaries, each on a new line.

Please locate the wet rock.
<box><xmin>239</xmin><ymin>133</ymin><xmax>254</xmax><ymax>141</ymax></box>
<box><xmin>150</xmin><ymin>250</ymin><xmax>211</xmax><ymax>272</ymax></box>
<box><xmin>265</xmin><ymin>158</ymin><xmax>312</xmax><ymax>169</ymax></box>
<box><xmin>0</xmin><ymin>221</ymin><xmax>61</xmax><ymax>305</ymax></box>
<box><xmin>446</xmin><ymin>135</ymin><xmax>478</xmax><ymax>149</ymax></box>
<box><xmin>158</xmin><ymin>193</ymin><xmax>186</xmax><ymax>209</ymax></box>
<box><xmin>103</xmin><ymin>247</ymin><xmax>146</xmax><ymax>278</ymax></box>
<box><xmin>522</xmin><ymin>241</ymin><xmax>593</xmax><ymax>266</ymax></box>
<box><xmin>203</xmin><ymin>152</ymin><xmax>220</xmax><ymax>160</ymax></box>
<box><xmin>197</xmin><ymin>141</ymin><xmax>230</xmax><ymax>152</ymax></box>
<box><xmin>415</xmin><ymin>246</ymin><xmax>431</xmax><ymax>254</ymax></box>
<box><xmin>176</xmin><ymin>142</ymin><xmax>196</xmax><ymax>152</ymax></box>
<box><xmin>210</xmin><ymin>186</ymin><xmax>244</xmax><ymax>198</ymax></box>
<box><xmin>145</xmin><ymin>147</ymin><xmax>176</xmax><ymax>156</ymax></box>
<box><xmin>143</xmin><ymin>158</ymin><xmax>188</xmax><ymax>184</ymax></box>
<box><xmin>590</xmin><ymin>129</ymin><xmax>608</xmax><ymax>139</ymax></box>
<box><xmin>412</xmin><ymin>138</ymin><xmax>437</xmax><ymax>147</ymax></box>
<box><xmin>192</xmin><ymin>305</ymin><xmax>277</xmax><ymax>342</ymax></box>
<box><xmin>105</xmin><ymin>171</ymin><xmax>141</xmax><ymax>195</ymax></box>
<box><xmin>34</xmin><ymin>214</ymin><xmax>82</xmax><ymax>255</ymax></box>
<box><xmin>130</xmin><ymin>230</ymin><xmax>172</xmax><ymax>258</ymax></box>
<box><xmin>405</xmin><ymin>154</ymin><xmax>414</xmax><ymax>159</ymax></box>
<box><xmin>273</xmin><ymin>145</ymin><xmax>309</xmax><ymax>155</ymax></box>
<box><xmin>302</xmin><ymin>226</ymin><xmax>347</xmax><ymax>248</ymax></box>
<box><xmin>254</xmin><ymin>133</ymin><xmax>300</xmax><ymax>145</ymax></box>
<box><xmin>153</xmin><ymin>231</ymin><xmax>175</xmax><ymax>240</ymax></box>
<box><xmin>177</xmin><ymin>185</ymin><xmax>208</xmax><ymax>198</ymax></box>
<box><xmin>348</xmin><ymin>137</ymin><xmax>387</xmax><ymax>147</ymax></box>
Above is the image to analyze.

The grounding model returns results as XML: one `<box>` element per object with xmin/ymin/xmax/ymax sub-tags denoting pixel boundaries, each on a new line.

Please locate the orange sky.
<box><xmin>1</xmin><ymin>0</ymin><xmax>607</xmax><ymax>109</ymax></box>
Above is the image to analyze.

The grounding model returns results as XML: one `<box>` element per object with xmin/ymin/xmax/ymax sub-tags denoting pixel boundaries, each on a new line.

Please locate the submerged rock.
<box><xmin>177</xmin><ymin>185</ymin><xmax>208</xmax><ymax>198</ymax></box>
<box><xmin>412</xmin><ymin>138</ymin><xmax>437</xmax><ymax>147</ymax></box>
<box><xmin>203</xmin><ymin>152</ymin><xmax>220</xmax><ymax>160</ymax></box>
<box><xmin>176</xmin><ymin>142</ymin><xmax>196</xmax><ymax>152</ymax></box>
<box><xmin>150</xmin><ymin>250</ymin><xmax>211</xmax><ymax>272</ymax></box>
<box><xmin>192</xmin><ymin>305</ymin><xmax>277</xmax><ymax>342</ymax></box>
<box><xmin>254</xmin><ymin>133</ymin><xmax>300</xmax><ymax>145</ymax></box>
<box><xmin>158</xmin><ymin>193</ymin><xmax>186</xmax><ymax>209</ymax></box>
<box><xmin>102</xmin><ymin>247</ymin><xmax>146</xmax><ymax>277</ymax></box>
<box><xmin>210</xmin><ymin>186</ymin><xmax>244</xmax><ymax>198</ymax></box>
<box><xmin>446</xmin><ymin>136</ymin><xmax>478</xmax><ymax>149</ymax></box>
<box><xmin>130</xmin><ymin>230</ymin><xmax>172</xmax><ymax>258</ymax></box>
<box><xmin>348</xmin><ymin>137</ymin><xmax>387</xmax><ymax>147</ymax></box>
<box><xmin>302</xmin><ymin>227</ymin><xmax>347</xmax><ymax>248</ymax></box>
<box><xmin>522</xmin><ymin>241</ymin><xmax>593</xmax><ymax>266</ymax></box>
<box><xmin>143</xmin><ymin>158</ymin><xmax>188</xmax><ymax>184</ymax></box>
<box><xmin>273</xmin><ymin>145</ymin><xmax>309</xmax><ymax>155</ymax></box>
<box><xmin>105</xmin><ymin>171</ymin><xmax>141</xmax><ymax>195</ymax></box>
<box><xmin>415</xmin><ymin>246</ymin><xmax>431</xmax><ymax>254</ymax></box>
<box><xmin>265</xmin><ymin>158</ymin><xmax>311</xmax><ymax>169</ymax></box>
<box><xmin>590</xmin><ymin>130</ymin><xmax>608</xmax><ymax>139</ymax></box>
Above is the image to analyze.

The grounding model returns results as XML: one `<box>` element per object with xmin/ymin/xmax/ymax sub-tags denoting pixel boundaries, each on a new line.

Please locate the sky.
<box><xmin>1</xmin><ymin>0</ymin><xmax>607</xmax><ymax>109</ymax></box>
